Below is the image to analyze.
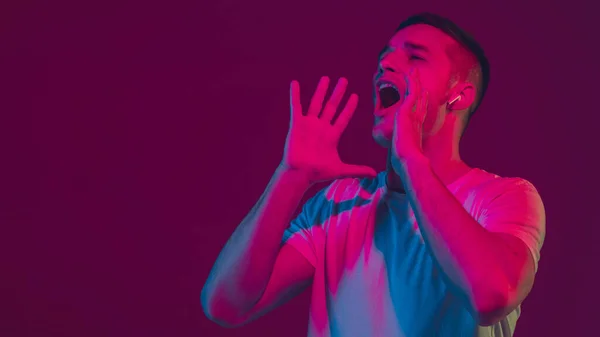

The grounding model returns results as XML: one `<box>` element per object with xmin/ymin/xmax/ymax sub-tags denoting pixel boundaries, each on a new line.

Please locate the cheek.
<box><xmin>420</xmin><ymin>70</ymin><xmax>451</xmax><ymax>100</ymax></box>
<box><xmin>421</xmin><ymin>79</ymin><xmax>450</xmax><ymax>129</ymax></box>
<box><xmin>423</xmin><ymin>104</ymin><xmax>446</xmax><ymax>134</ymax></box>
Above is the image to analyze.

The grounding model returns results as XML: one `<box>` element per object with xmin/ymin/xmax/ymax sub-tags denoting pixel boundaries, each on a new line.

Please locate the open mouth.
<box><xmin>378</xmin><ymin>82</ymin><xmax>401</xmax><ymax>109</ymax></box>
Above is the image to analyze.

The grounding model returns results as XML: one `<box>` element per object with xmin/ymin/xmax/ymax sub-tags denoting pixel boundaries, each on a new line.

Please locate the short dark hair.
<box><xmin>396</xmin><ymin>13</ymin><xmax>490</xmax><ymax>117</ymax></box>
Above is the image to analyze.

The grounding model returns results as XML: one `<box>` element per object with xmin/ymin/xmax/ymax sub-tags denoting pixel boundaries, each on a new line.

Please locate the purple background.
<box><xmin>1</xmin><ymin>1</ymin><xmax>598</xmax><ymax>336</ymax></box>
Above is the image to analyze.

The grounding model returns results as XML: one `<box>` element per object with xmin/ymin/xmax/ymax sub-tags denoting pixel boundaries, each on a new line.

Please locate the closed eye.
<box><xmin>409</xmin><ymin>55</ymin><xmax>425</xmax><ymax>61</ymax></box>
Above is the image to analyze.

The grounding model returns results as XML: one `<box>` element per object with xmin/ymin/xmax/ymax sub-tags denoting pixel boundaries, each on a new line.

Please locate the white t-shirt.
<box><xmin>282</xmin><ymin>168</ymin><xmax>545</xmax><ymax>337</ymax></box>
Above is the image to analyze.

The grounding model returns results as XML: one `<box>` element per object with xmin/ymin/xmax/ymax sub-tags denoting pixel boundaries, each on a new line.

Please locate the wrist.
<box><xmin>398</xmin><ymin>153</ymin><xmax>429</xmax><ymax>169</ymax></box>
<box><xmin>275</xmin><ymin>164</ymin><xmax>314</xmax><ymax>189</ymax></box>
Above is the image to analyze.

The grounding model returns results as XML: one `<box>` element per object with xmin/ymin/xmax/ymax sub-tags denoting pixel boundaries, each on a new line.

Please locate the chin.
<box><xmin>373</xmin><ymin>134</ymin><xmax>391</xmax><ymax>148</ymax></box>
<box><xmin>372</xmin><ymin>118</ymin><xmax>393</xmax><ymax>148</ymax></box>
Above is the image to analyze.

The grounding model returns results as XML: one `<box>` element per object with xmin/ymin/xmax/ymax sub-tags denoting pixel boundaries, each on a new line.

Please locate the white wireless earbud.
<box><xmin>448</xmin><ymin>96</ymin><xmax>461</xmax><ymax>106</ymax></box>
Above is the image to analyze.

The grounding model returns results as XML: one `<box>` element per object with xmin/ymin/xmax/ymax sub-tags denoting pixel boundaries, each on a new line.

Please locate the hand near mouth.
<box><xmin>391</xmin><ymin>68</ymin><xmax>429</xmax><ymax>167</ymax></box>
<box><xmin>280</xmin><ymin>76</ymin><xmax>377</xmax><ymax>184</ymax></box>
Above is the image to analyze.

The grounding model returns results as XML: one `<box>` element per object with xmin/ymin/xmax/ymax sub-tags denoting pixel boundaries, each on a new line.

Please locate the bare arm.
<box><xmin>201</xmin><ymin>167</ymin><xmax>314</xmax><ymax>327</ymax></box>
<box><xmin>389</xmin><ymin>71</ymin><xmax>543</xmax><ymax>325</ymax></box>
<box><xmin>397</xmin><ymin>156</ymin><xmax>538</xmax><ymax>325</ymax></box>
<box><xmin>201</xmin><ymin>77</ymin><xmax>376</xmax><ymax>327</ymax></box>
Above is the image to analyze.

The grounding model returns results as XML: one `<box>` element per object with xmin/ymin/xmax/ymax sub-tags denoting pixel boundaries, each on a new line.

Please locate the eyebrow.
<box><xmin>378</xmin><ymin>41</ymin><xmax>431</xmax><ymax>60</ymax></box>
<box><xmin>404</xmin><ymin>41</ymin><xmax>430</xmax><ymax>53</ymax></box>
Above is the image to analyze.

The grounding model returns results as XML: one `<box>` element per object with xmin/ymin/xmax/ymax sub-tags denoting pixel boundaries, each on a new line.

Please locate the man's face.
<box><xmin>372</xmin><ymin>24</ymin><xmax>456</xmax><ymax>148</ymax></box>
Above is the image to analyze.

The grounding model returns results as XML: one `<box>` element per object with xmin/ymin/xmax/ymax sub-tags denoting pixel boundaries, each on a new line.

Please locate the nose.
<box><xmin>379</xmin><ymin>62</ymin><xmax>396</xmax><ymax>73</ymax></box>
<box><xmin>379</xmin><ymin>58</ymin><xmax>397</xmax><ymax>73</ymax></box>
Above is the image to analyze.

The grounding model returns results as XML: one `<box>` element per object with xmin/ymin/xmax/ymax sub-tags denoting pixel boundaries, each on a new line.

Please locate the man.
<box><xmin>201</xmin><ymin>13</ymin><xmax>545</xmax><ymax>337</ymax></box>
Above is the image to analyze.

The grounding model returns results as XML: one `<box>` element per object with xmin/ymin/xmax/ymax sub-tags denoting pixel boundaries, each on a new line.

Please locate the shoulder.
<box><xmin>470</xmin><ymin>170</ymin><xmax>547</xmax><ymax>270</ymax></box>
<box><xmin>465</xmin><ymin>169</ymin><xmax>546</xmax><ymax>228</ymax></box>
<box><xmin>452</xmin><ymin>168</ymin><xmax>545</xmax><ymax>225</ymax></box>
<box><xmin>463</xmin><ymin>168</ymin><xmax>542</xmax><ymax>202</ymax></box>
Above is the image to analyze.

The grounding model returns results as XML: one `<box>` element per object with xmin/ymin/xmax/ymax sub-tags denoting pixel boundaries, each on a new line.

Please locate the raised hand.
<box><xmin>391</xmin><ymin>68</ymin><xmax>429</xmax><ymax>166</ymax></box>
<box><xmin>281</xmin><ymin>76</ymin><xmax>377</xmax><ymax>184</ymax></box>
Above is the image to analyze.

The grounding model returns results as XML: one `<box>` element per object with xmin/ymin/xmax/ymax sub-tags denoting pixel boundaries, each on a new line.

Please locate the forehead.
<box><xmin>387</xmin><ymin>24</ymin><xmax>456</xmax><ymax>54</ymax></box>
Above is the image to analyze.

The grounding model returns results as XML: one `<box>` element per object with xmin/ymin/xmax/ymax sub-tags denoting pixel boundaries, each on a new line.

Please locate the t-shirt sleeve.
<box><xmin>478</xmin><ymin>178</ymin><xmax>546</xmax><ymax>272</ymax></box>
<box><xmin>281</xmin><ymin>186</ymin><xmax>329</xmax><ymax>267</ymax></box>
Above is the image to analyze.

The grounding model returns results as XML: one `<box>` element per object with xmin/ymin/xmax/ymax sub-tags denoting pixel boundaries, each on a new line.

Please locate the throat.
<box><xmin>386</xmin><ymin>171</ymin><xmax>406</xmax><ymax>194</ymax></box>
<box><xmin>385</xmin><ymin>151</ymin><xmax>407</xmax><ymax>194</ymax></box>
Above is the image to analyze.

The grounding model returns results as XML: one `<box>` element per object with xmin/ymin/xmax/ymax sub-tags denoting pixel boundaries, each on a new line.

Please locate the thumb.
<box><xmin>338</xmin><ymin>164</ymin><xmax>378</xmax><ymax>179</ymax></box>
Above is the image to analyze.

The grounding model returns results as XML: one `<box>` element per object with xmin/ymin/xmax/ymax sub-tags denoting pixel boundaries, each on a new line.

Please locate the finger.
<box><xmin>419</xmin><ymin>90</ymin><xmax>429</xmax><ymax>121</ymax></box>
<box><xmin>307</xmin><ymin>76</ymin><xmax>330</xmax><ymax>117</ymax></box>
<box><xmin>333</xmin><ymin>93</ymin><xmax>358</xmax><ymax>132</ymax></box>
<box><xmin>338</xmin><ymin>164</ymin><xmax>378</xmax><ymax>179</ymax></box>
<box><xmin>410</xmin><ymin>68</ymin><xmax>422</xmax><ymax>113</ymax></box>
<box><xmin>320</xmin><ymin>77</ymin><xmax>348</xmax><ymax>122</ymax></box>
<box><xmin>402</xmin><ymin>69</ymin><xmax>419</xmax><ymax>114</ymax></box>
<box><xmin>290</xmin><ymin>80</ymin><xmax>302</xmax><ymax>119</ymax></box>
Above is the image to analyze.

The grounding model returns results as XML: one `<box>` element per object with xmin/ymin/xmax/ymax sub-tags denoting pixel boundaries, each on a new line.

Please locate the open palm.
<box><xmin>281</xmin><ymin>76</ymin><xmax>377</xmax><ymax>183</ymax></box>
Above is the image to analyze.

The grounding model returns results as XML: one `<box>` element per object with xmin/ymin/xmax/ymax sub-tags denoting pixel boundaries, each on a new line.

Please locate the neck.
<box><xmin>385</xmin><ymin>129</ymin><xmax>471</xmax><ymax>193</ymax></box>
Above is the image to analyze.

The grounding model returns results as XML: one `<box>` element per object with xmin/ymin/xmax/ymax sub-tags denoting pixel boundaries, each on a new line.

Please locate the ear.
<box><xmin>446</xmin><ymin>82</ymin><xmax>476</xmax><ymax>111</ymax></box>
